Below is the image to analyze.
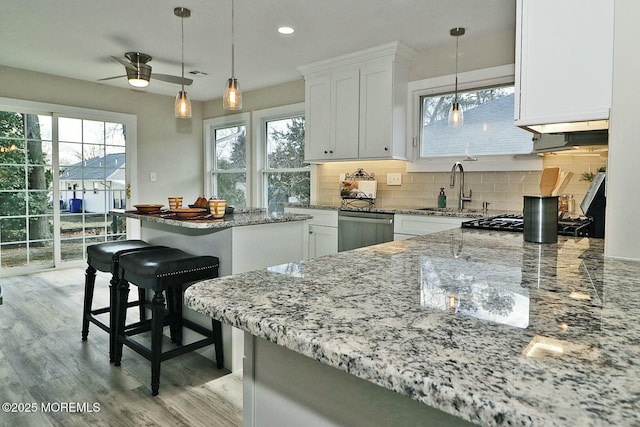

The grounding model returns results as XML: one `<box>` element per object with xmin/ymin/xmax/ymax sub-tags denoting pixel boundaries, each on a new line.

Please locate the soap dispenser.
<box><xmin>438</xmin><ymin>188</ymin><xmax>447</xmax><ymax>208</ymax></box>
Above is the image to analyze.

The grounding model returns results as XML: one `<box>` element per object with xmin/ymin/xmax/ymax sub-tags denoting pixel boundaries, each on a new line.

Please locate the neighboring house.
<box><xmin>59</xmin><ymin>153</ymin><xmax>126</xmax><ymax>213</ymax></box>
<box><xmin>423</xmin><ymin>94</ymin><xmax>533</xmax><ymax>157</ymax></box>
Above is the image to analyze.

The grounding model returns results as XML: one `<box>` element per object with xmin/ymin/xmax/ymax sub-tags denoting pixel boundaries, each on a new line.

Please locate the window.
<box><xmin>407</xmin><ymin>65</ymin><xmax>541</xmax><ymax>172</ymax></box>
<box><xmin>204</xmin><ymin>113</ymin><xmax>249</xmax><ymax>208</ymax></box>
<box><xmin>252</xmin><ymin>104</ymin><xmax>309</xmax><ymax>213</ymax></box>
<box><xmin>421</xmin><ymin>86</ymin><xmax>533</xmax><ymax>157</ymax></box>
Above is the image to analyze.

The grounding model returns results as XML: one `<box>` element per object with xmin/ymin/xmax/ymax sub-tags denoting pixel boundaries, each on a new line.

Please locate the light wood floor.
<box><xmin>0</xmin><ymin>267</ymin><xmax>242</xmax><ymax>427</ymax></box>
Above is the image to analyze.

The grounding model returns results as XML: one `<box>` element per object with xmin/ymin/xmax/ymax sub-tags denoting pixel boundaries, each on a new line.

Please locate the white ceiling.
<box><xmin>1</xmin><ymin>0</ymin><xmax>515</xmax><ymax>101</ymax></box>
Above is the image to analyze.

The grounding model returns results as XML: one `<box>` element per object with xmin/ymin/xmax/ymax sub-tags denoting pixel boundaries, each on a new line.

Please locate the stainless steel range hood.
<box><xmin>531</xmin><ymin>130</ymin><xmax>609</xmax><ymax>153</ymax></box>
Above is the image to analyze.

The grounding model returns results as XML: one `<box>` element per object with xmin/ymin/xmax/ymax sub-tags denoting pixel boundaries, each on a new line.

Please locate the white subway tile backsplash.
<box><xmin>315</xmin><ymin>155</ymin><xmax>606</xmax><ymax>212</ymax></box>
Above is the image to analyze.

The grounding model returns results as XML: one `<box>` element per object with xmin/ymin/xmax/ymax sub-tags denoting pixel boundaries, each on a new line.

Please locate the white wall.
<box><xmin>605</xmin><ymin>0</ymin><xmax>640</xmax><ymax>260</ymax></box>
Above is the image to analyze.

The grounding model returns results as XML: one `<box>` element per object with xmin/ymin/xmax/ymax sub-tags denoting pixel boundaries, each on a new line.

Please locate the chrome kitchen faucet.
<box><xmin>450</xmin><ymin>161</ymin><xmax>472</xmax><ymax>211</ymax></box>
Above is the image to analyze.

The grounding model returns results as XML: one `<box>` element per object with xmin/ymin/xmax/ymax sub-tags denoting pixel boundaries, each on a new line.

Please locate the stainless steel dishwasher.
<box><xmin>338</xmin><ymin>210</ymin><xmax>394</xmax><ymax>252</ymax></box>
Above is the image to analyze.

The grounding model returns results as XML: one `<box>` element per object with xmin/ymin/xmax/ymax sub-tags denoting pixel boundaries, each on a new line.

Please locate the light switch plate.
<box><xmin>339</xmin><ymin>173</ymin><xmax>346</xmax><ymax>181</ymax></box>
<box><xmin>387</xmin><ymin>173</ymin><xmax>402</xmax><ymax>186</ymax></box>
<box><xmin>150</xmin><ymin>172</ymin><xmax>157</xmax><ymax>182</ymax></box>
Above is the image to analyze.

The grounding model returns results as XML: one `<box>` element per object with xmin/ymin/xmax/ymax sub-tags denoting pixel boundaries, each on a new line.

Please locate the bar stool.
<box><xmin>82</xmin><ymin>240</ymin><xmax>165</xmax><ymax>362</ymax></box>
<box><xmin>113</xmin><ymin>247</ymin><xmax>223</xmax><ymax>396</ymax></box>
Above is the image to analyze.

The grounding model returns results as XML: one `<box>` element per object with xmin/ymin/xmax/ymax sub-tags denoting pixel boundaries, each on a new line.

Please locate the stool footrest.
<box><xmin>118</xmin><ymin>320</ymin><xmax>215</xmax><ymax>363</ymax></box>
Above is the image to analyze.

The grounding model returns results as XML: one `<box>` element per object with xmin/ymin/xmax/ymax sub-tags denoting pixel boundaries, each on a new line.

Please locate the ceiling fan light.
<box><xmin>175</xmin><ymin>91</ymin><xmax>192</xmax><ymax>118</ymax></box>
<box><xmin>126</xmin><ymin>64</ymin><xmax>151</xmax><ymax>88</ymax></box>
<box><xmin>223</xmin><ymin>78</ymin><xmax>242</xmax><ymax>110</ymax></box>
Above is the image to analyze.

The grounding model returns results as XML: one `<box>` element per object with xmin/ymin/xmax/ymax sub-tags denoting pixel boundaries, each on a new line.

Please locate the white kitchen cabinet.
<box><xmin>309</xmin><ymin>224</ymin><xmax>338</xmax><ymax>258</ymax></box>
<box><xmin>284</xmin><ymin>207</ymin><xmax>338</xmax><ymax>258</ymax></box>
<box><xmin>299</xmin><ymin>42</ymin><xmax>415</xmax><ymax>162</ymax></box>
<box><xmin>393</xmin><ymin>214</ymin><xmax>465</xmax><ymax>240</ymax></box>
<box><xmin>514</xmin><ymin>0</ymin><xmax>614</xmax><ymax>133</ymax></box>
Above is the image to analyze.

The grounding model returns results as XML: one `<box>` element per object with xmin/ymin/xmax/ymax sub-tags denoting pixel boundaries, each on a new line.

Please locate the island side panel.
<box><xmin>140</xmin><ymin>219</ymin><xmax>306</xmax><ymax>372</ymax></box>
<box><xmin>244</xmin><ymin>333</ymin><xmax>479</xmax><ymax>427</ymax></box>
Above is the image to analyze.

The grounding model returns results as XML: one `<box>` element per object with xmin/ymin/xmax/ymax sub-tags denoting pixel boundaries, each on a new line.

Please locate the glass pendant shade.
<box><xmin>223</xmin><ymin>78</ymin><xmax>242</xmax><ymax>110</ymax></box>
<box><xmin>448</xmin><ymin>102</ymin><xmax>463</xmax><ymax>127</ymax></box>
<box><xmin>174</xmin><ymin>7</ymin><xmax>191</xmax><ymax>119</ymax></box>
<box><xmin>448</xmin><ymin>27</ymin><xmax>465</xmax><ymax>128</ymax></box>
<box><xmin>175</xmin><ymin>91</ymin><xmax>192</xmax><ymax>118</ymax></box>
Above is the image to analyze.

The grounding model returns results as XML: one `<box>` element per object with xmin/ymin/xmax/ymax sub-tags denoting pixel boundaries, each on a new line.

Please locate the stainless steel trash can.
<box><xmin>523</xmin><ymin>196</ymin><xmax>558</xmax><ymax>243</ymax></box>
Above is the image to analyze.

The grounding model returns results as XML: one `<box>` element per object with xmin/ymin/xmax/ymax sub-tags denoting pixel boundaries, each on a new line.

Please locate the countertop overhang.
<box><xmin>112</xmin><ymin>208</ymin><xmax>311</xmax><ymax>229</ymax></box>
<box><xmin>184</xmin><ymin>229</ymin><xmax>640</xmax><ymax>426</ymax></box>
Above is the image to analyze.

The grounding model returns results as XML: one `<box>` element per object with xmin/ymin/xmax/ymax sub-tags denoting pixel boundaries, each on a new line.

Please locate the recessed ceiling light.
<box><xmin>277</xmin><ymin>26</ymin><xmax>295</xmax><ymax>35</ymax></box>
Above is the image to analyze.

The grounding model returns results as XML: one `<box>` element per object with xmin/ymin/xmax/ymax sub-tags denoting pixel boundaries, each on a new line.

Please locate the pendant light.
<box><xmin>448</xmin><ymin>27</ymin><xmax>465</xmax><ymax>127</ymax></box>
<box><xmin>223</xmin><ymin>0</ymin><xmax>242</xmax><ymax>110</ymax></box>
<box><xmin>174</xmin><ymin>7</ymin><xmax>192</xmax><ymax>118</ymax></box>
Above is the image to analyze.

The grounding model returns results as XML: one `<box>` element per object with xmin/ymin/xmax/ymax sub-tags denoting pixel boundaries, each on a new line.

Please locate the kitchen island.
<box><xmin>113</xmin><ymin>208</ymin><xmax>310</xmax><ymax>371</ymax></box>
<box><xmin>184</xmin><ymin>228</ymin><xmax>640</xmax><ymax>426</ymax></box>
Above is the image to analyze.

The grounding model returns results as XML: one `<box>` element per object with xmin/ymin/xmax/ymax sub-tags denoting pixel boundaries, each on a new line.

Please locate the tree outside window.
<box><xmin>212</xmin><ymin>125</ymin><xmax>247</xmax><ymax>208</ymax></box>
<box><xmin>264</xmin><ymin>116</ymin><xmax>309</xmax><ymax>213</ymax></box>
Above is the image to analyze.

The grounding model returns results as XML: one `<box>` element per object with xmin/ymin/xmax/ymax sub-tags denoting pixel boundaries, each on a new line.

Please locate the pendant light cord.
<box><xmin>180</xmin><ymin>12</ymin><xmax>185</xmax><ymax>92</ymax></box>
<box><xmin>454</xmin><ymin>32</ymin><xmax>459</xmax><ymax>104</ymax></box>
<box><xmin>231</xmin><ymin>0</ymin><xmax>235</xmax><ymax>79</ymax></box>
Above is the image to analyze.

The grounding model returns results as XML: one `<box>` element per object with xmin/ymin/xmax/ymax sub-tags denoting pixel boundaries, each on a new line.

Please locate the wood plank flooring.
<box><xmin>0</xmin><ymin>268</ymin><xmax>242</xmax><ymax>427</ymax></box>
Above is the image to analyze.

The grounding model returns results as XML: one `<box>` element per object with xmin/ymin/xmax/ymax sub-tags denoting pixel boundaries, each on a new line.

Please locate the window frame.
<box><xmin>407</xmin><ymin>64</ymin><xmax>541</xmax><ymax>173</ymax></box>
<box><xmin>252</xmin><ymin>103</ymin><xmax>308</xmax><ymax>209</ymax></box>
<box><xmin>203</xmin><ymin>112</ymin><xmax>251</xmax><ymax>206</ymax></box>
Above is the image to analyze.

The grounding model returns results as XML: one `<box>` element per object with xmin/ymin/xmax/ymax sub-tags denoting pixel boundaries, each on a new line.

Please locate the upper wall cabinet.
<box><xmin>514</xmin><ymin>0</ymin><xmax>614</xmax><ymax>133</ymax></box>
<box><xmin>299</xmin><ymin>42</ymin><xmax>416</xmax><ymax>162</ymax></box>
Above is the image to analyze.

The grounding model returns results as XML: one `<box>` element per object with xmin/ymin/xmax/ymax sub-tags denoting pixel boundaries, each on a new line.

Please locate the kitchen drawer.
<box><xmin>394</xmin><ymin>214</ymin><xmax>464</xmax><ymax>237</ymax></box>
<box><xmin>285</xmin><ymin>208</ymin><xmax>338</xmax><ymax>228</ymax></box>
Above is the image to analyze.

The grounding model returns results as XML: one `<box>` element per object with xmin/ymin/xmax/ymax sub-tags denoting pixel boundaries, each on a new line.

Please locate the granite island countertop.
<box><xmin>112</xmin><ymin>208</ymin><xmax>311</xmax><ymax>229</ymax></box>
<box><xmin>184</xmin><ymin>229</ymin><xmax>640</xmax><ymax>426</ymax></box>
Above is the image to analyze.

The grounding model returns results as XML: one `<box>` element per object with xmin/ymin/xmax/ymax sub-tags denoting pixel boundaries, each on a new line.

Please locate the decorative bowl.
<box><xmin>134</xmin><ymin>204</ymin><xmax>164</xmax><ymax>214</ymax></box>
<box><xmin>170</xmin><ymin>207</ymin><xmax>207</xmax><ymax>218</ymax></box>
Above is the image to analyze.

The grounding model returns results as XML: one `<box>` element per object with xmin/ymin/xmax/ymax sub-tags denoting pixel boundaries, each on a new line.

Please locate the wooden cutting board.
<box><xmin>540</xmin><ymin>167</ymin><xmax>560</xmax><ymax>196</ymax></box>
<box><xmin>552</xmin><ymin>171</ymin><xmax>574</xmax><ymax>196</ymax></box>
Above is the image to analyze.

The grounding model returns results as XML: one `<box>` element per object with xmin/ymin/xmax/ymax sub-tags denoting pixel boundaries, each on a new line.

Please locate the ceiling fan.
<box><xmin>99</xmin><ymin>52</ymin><xmax>193</xmax><ymax>88</ymax></box>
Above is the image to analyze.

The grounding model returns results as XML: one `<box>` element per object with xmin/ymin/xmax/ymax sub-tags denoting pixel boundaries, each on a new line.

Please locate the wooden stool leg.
<box><xmin>113</xmin><ymin>279</ymin><xmax>130</xmax><ymax>367</ymax></box>
<box><xmin>108</xmin><ymin>274</ymin><xmax>119</xmax><ymax>362</ymax></box>
<box><xmin>137</xmin><ymin>288</ymin><xmax>147</xmax><ymax>321</ymax></box>
<box><xmin>173</xmin><ymin>285</ymin><xmax>184</xmax><ymax>346</ymax></box>
<box><xmin>81</xmin><ymin>265</ymin><xmax>97</xmax><ymax>341</ymax></box>
<box><xmin>151</xmin><ymin>289</ymin><xmax>166</xmax><ymax>396</ymax></box>
<box><xmin>213</xmin><ymin>319</ymin><xmax>224</xmax><ymax>369</ymax></box>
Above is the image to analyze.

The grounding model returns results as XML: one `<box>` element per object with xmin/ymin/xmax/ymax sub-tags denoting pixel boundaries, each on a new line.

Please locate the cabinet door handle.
<box><xmin>329</xmin><ymin>150</ymin><xmax>333</xmax><ymax>154</ymax></box>
<box><xmin>384</xmin><ymin>147</ymin><xmax>389</xmax><ymax>151</ymax></box>
<box><xmin>324</xmin><ymin>150</ymin><xmax>328</xmax><ymax>154</ymax></box>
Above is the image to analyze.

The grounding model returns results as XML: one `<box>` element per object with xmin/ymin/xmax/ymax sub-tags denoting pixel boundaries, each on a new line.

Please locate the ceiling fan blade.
<box><xmin>97</xmin><ymin>75</ymin><xmax>126</xmax><ymax>82</ymax></box>
<box><xmin>110</xmin><ymin>56</ymin><xmax>137</xmax><ymax>71</ymax></box>
<box><xmin>152</xmin><ymin>73</ymin><xmax>193</xmax><ymax>86</ymax></box>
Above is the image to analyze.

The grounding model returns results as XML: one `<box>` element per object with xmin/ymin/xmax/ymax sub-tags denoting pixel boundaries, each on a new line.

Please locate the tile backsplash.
<box><xmin>315</xmin><ymin>153</ymin><xmax>607</xmax><ymax>213</ymax></box>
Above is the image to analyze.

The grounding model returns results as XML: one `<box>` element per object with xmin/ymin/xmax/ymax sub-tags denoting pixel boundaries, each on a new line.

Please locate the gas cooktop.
<box><xmin>461</xmin><ymin>214</ymin><xmax>594</xmax><ymax>237</ymax></box>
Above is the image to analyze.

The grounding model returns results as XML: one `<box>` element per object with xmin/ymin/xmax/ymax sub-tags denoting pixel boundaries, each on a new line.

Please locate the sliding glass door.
<box><xmin>0</xmin><ymin>105</ymin><xmax>132</xmax><ymax>274</ymax></box>
<box><xmin>57</xmin><ymin>116</ymin><xmax>127</xmax><ymax>263</ymax></box>
<box><xmin>0</xmin><ymin>111</ymin><xmax>54</xmax><ymax>270</ymax></box>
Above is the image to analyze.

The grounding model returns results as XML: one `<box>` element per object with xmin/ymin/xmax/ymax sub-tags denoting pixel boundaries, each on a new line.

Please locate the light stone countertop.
<box><xmin>184</xmin><ymin>229</ymin><xmax>640</xmax><ymax>426</ymax></box>
<box><xmin>285</xmin><ymin>203</ymin><xmax>521</xmax><ymax>218</ymax></box>
<box><xmin>112</xmin><ymin>208</ymin><xmax>311</xmax><ymax>229</ymax></box>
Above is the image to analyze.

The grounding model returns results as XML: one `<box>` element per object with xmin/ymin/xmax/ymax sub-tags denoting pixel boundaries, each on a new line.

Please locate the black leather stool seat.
<box><xmin>82</xmin><ymin>239</ymin><xmax>165</xmax><ymax>362</ymax></box>
<box><xmin>114</xmin><ymin>247</ymin><xmax>223</xmax><ymax>396</ymax></box>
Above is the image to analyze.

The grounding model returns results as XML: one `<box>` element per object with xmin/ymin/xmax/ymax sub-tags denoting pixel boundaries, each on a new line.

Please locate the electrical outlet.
<box><xmin>150</xmin><ymin>172</ymin><xmax>157</xmax><ymax>182</ymax></box>
<box><xmin>387</xmin><ymin>173</ymin><xmax>402</xmax><ymax>186</ymax></box>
